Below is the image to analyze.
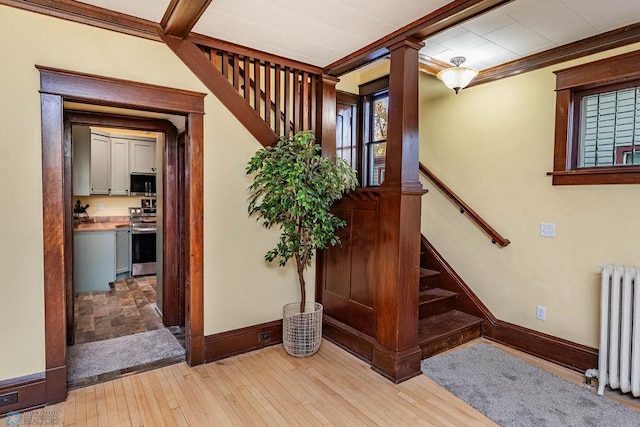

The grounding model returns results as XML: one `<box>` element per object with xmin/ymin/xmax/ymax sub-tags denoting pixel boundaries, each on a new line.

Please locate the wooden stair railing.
<box><xmin>199</xmin><ymin>42</ymin><xmax>319</xmax><ymax>138</ymax></box>
<box><xmin>419</xmin><ymin>162</ymin><xmax>510</xmax><ymax>247</ymax></box>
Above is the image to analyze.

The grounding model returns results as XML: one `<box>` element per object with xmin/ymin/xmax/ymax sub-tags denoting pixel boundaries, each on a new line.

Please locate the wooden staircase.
<box><xmin>417</xmin><ymin>238</ymin><xmax>485</xmax><ymax>358</ymax></box>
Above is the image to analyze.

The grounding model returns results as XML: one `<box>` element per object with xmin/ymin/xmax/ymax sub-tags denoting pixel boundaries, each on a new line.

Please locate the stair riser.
<box><xmin>420</xmin><ymin>276</ymin><xmax>440</xmax><ymax>291</ymax></box>
<box><xmin>419</xmin><ymin>298</ymin><xmax>456</xmax><ymax>318</ymax></box>
<box><xmin>419</xmin><ymin>325</ymin><xmax>482</xmax><ymax>358</ymax></box>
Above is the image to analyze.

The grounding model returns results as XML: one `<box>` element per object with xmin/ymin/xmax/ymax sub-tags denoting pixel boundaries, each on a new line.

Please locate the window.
<box><xmin>577</xmin><ymin>85</ymin><xmax>640</xmax><ymax>167</ymax></box>
<box><xmin>336</xmin><ymin>92</ymin><xmax>358</xmax><ymax>169</ymax></box>
<box><xmin>360</xmin><ymin>76</ymin><xmax>390</xmax><ymax>187</ymax></box>
<box><xmin>366</xmin><ymin>93</ymin><xmax>389</xmax><ymax>186</ymax></box>
<box><xmin>552</xmin><ymin>50</ymin><xmax>640</xmax><ymax>185</ymax></box>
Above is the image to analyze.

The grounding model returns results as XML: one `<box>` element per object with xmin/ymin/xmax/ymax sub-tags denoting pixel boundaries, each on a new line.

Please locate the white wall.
<box><xmin>419</xmin><ymin>43</ymin><xmax>640</xmax><ymax>348</ymax></box>
<box><xmin>0</xmin><ymin>6</ymin><xmax>310</xmax><ymax>381</ymax></box>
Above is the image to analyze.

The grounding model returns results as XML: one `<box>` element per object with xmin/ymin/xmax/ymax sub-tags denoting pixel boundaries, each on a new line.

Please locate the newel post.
<box><xmin>315</xmin><ymin>74</ymin><xmax>339</xmax><ymax>159</ymax></box>
<box><xmin>372</xmin><ymin>36</ymin><xmax>426</xmax><ymax>382</ymax></box>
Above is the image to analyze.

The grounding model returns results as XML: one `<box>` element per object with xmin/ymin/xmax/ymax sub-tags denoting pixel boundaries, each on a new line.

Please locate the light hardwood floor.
<box><xmin>14</xmin><ymin>338</ymin><xmax>640</xmax><ymax>426</ymax></box>
<box><xmin>20</xmin><ymin>341</ymin><xmax>497</xmax><ymax>426</ymax></box>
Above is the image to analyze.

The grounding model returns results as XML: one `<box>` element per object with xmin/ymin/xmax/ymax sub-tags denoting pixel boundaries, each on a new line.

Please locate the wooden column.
<box><xmin>315</xmin><ymin>74</ymin><xmax>339</xmax><ymax>159</ymax></box>
<box><xmin>372</xmin><ymin>37</ymin><xmax>425</xmax><ymax>383</ymax></box>
<box><xmin>41</xmin><ymin>93</ymin><xmax>68</xmax><ymax>403</ymax></box>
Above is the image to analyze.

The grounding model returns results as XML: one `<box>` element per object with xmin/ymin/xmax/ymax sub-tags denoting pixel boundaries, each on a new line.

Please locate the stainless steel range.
<box><xmin>129</xmin><ymin>202</ymin><xmax>157</xmax><ymax>276</ymax></box>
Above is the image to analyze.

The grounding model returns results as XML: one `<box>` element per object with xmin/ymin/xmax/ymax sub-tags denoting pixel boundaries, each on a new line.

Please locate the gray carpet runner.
<box><xmin>67</xmin><ymin>328</ymin><xmax>185</xmax><ymax>382</ymax></box>
<box><xmin>421</xmin><ymin>343</ymin><xmax>640</xmax><ymax>427</ymax></box>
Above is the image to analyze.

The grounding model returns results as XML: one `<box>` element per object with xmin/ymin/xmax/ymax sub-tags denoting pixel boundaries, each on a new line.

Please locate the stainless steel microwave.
<box><xmin>130</xmin><ymin>173</ymin><xmax>156</xmax><ymax>196</ymax></box>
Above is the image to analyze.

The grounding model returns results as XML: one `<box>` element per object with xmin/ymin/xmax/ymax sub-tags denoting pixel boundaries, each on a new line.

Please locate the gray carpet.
<box><xmin>421</xmin><ymin>343</ymin><xmax>640</xmax><ymax>427</ymax></box>
<box><xmin>67</xmin><ymin>328</ymin><xmax>185</xmax><ymax>382</ymax></box>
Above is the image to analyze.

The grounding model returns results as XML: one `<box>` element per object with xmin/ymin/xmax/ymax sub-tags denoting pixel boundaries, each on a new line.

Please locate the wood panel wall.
<box><xmin>319</xmin><ymin>190</ymin><xmax>381</xmax><ymax>341</ymax></box>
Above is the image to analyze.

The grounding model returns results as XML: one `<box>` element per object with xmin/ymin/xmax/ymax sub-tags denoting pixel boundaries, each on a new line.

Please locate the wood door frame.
<box><xmin>63</xmin><ymin>111</ymin><xmax>182</xmax><ymax>345</ymax></box>
<box><xmin>38</xmin><ymin>66</ymin><xmax>205</xmax><ymax>404</ymax></box>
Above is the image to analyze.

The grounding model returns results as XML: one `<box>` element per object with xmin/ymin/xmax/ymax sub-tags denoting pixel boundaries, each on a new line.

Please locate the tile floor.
<box><xmin>74</xmin><ymin>275</ymin><xmax>163</xmax><ymax>344</ymax></box>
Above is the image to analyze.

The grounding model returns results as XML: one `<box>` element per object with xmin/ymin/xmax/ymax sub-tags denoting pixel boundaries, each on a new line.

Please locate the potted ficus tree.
<box><xmin>247</xmin><ymin>130</ymin><xmax>357</xmax><ymax>357</ymax></box>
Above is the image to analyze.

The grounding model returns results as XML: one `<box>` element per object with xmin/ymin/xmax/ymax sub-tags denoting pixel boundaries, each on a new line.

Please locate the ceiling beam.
<box><xmin>323</xmin><ymin>0</ymin><xmax>513</xmax><ymax>77</ymax></box>
<box><xmin>471</xmin><ymin>22</ymin><xmax>640</xmax><ymax>86</ymax></box>
<box><xmin>161</xmin><ymin>0</ymin><xmax>213</xmax><ymax>38</ymax></box>
<box><xmin>418</xmin><ymin>55</ymin><xmax>450</xmax><ymax>76</ymax></box>
<box><xmin>0</xmin><ymin>0</ymin><xmax>162</xmax><ymax>41</ymax></box>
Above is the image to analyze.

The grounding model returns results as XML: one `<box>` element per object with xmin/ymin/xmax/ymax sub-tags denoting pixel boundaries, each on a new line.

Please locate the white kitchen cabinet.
<box><xmin>129</xmin><ymin>139</ymin><xmax>157</xmax><ymax>174</ymax></box>
<box><xmin>72</xmin><ymin>125</ymin><xmax>91</xmax><ymax>196</ymax></box>
<box><xmin>116</xmin><ymin>227</ymin><xmax>130</xmax><ymax>274</ymax></box>
<box><xmin>110</xmin><ymin>137</ymin><xmax>130</xmax><ymax>196</ymax></box>
<box><xmin>74</xmin><ymin>230</ymin><xmax>116</xmax><ymax>293</ymax></box>
<box><xmin>90</xmin><ymin>133</ymin><xmax>111</xmax><ymax>195</ymax></box>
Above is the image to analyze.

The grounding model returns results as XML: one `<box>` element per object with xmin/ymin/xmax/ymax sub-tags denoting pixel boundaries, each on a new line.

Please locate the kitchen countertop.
<box><xmin>74</xmin><ymin>221</ymin><xmax>130</xmax><ymax>232</ymax></box>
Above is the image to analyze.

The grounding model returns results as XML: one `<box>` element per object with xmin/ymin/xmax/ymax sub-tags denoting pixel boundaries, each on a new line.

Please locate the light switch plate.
<box><xmin>540</xmin><ymin>222</ymin><xmax>555</xmax><ymax>238</ymax></box>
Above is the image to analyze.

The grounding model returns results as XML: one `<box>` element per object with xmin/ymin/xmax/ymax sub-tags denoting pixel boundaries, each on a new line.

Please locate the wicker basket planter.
<box><xmin>282</xmin><ymin>302</ymin><xmax>323</xmax><ymax>357</ymax></box>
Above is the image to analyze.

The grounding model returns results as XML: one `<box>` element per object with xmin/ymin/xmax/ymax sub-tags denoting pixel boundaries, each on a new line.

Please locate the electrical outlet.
<box><xmin>540</xmin><ymin>222</ymin><xmax>555</xmax><ymax>238</ymax></box>
<box><xmin>259</xmin><ymin>331</ymin><xmax>271</xmax><ymax>341</ymax></box>
<box><xmin>536</xmin><ymin>305</ymin><xmax>546</xmax><ymax>321</ymax></box>
<box><xmin>0</xmin><ymin>391</ymin><xmax>18</xmax><ymax>407</ymax></box>
<box><xmin>97</xmin><ymin>203</ymin><xmax>104</xmax><ymax>211</ymax></box>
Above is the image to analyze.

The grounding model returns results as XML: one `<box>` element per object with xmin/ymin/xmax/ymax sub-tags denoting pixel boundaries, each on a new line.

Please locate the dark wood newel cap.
<box><xmin>318</xmin><ymin>74</ymin><xmax>340</xmax><ymax>85</ymax></box>
<box><xmin>387</xmin><ymin>37</ymin><xmax>424</xmax><ymax>52</ymax></box>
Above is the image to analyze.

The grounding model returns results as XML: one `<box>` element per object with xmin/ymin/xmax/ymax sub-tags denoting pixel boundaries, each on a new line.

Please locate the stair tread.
<box><xmin>417</xmin><ymin>310</ymin><xmax>483</xmax><ymax>344</ymax></box>
<box><xmin>419</xmin><ymin>288</ymin><xmax>457</xmax><ymax>305</ymax></box>
<box><xmin>420</xmin><ymin>268</ymin><xmax>440</xmax><ymax>279</ymax></box>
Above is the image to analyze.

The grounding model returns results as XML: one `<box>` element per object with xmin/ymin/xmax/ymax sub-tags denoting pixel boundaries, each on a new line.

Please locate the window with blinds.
<box><xmin>579</xmin><ymin>86</ymin><xmax>640</xmax><ymax>167</ymax></box>
<box><xmin>552</xmin><ymin>51</ymin><xmax>640</xmax><ymax>185</ymax></box>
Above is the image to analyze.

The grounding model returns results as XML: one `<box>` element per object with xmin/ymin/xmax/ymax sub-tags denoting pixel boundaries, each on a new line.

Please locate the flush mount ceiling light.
<box><xmin>436</xmin><ymin>56</ymin><xmax>479</xmax><ymax>94</ymax></box>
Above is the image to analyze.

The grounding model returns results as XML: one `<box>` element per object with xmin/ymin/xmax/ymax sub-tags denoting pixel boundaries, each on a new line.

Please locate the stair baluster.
<box><xmin>199</xmin><ymin>44</ymin><xmax>318</xmax><ymax>139</ymax></box>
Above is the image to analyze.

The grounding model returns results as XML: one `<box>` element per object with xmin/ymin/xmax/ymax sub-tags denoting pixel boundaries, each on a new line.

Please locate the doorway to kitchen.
<box><xmin>38</xmin><ymin>66</ymin><xmax>205</xmax><ymax>404</ymax></box>
<box><xmin>66</xmin><ymin>116</ymin><xmax>186</xmax><ymax>387</ymax></box>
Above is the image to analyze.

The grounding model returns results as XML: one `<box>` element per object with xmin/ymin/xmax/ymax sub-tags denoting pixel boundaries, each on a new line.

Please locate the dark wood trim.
<box><xmin>40</xmin><ymin>92</ymin><xmax>67</xmax><ymax>405</ymax></box>
<box><xmin>488</xmin><ymin>321</ymin><xmax>598</xmax><ymax>372</ymax></box>
<box><xmin>185</xmin><ymin>112</ymin><xmax>205</xmax><ymax>366</ymax></box>
<box><xmin>371</xmin><ymin>345</ymin><xmax>423</xmax><ymax>384</ymax></box>
<box><xmin>0</xmin><ymin>373</ymin><xmax>46</xmax><ymax>416</ymax></box>
<box><xmin>204</xmin><ymin>320</ymin><xmax>283</xmax><ymax>362</ymax></box>
<box><xmin>161</xmin><ymin>0</ymin><xmax>212</xmax><ymax>38</ymax></box>
<box><xmin>316</xmin><ymin>74</ymin><xmax>339</xmax><ymax>158</ymax></box>
<box><xmin>322</xmin><ymin>316</ymin><xmax>376</xmax><ymax>363</ymax></box>
<box><xmin>549</xmin><ymin>168</ymin><xmax>640</xmax><ymax>185</ymax></box>
<box><xmin>63</xmin><ymin>111</ymin><xmax>178</xmax><ymax>132</ymax></box>
<box><xmin>37</xmin><ymin>66</ymin><xmax>205</xmax><ymax>114</ymax></box>
<box><xmin>554</xmin><ymin>49</ymin><xmax>640</xmax><ymax>91</ymax></box>
<box><xmin>419</xmin><ymin>163</ymin><xmax>511</xmax><ymax>247</ymax></box>
<box><xmin>358</xmin><ymin>75</ymin><xmax>390</xmax><ymax>96</ymax></box>
<box><xmin>63</xmin><ymin>119</ymin><xmax>74</xmax><ymax>347</ymax></box>
<box><xmin>0</xmin><ymin>0</ymin><xmax>162</xmax><ymax>42</ymax></box>
<box><xmin>372</xmin><ymin>38</ymin><xmax>424</xmax><ymax>382</ymax></box>
<box><xmin>38</xmin><ymin>67</ymin><xmax>205</xmax><ymax>409</ymax></box>
<box><xmin>176</xmin><ymin>132</ymin><xmax>187</xmax><ymax>327</ymax></box>
<box><xmin>163</xmin><ymin>35</ymin><xmax>279</xmax><ymax>147</ymax></box>
<box><xmin>336</xmin><ymin>91</ymin><xmax>359</xmax><ymax>104</ymax></box>
<box><xmin>417</xmin><ymin>57</ymin><xmax>449</xmax><ymax>76</ymax></box>
<box><xmin>45</xmin><ymin>367</ymin><xmax>66</xmax><ymax>406</ymax></box>
<box><xmin>551</xmin><ymin>50</ymin><xmax>640</xmax><ymax>186</ymax></box>
<box><xmin>473</xmin><ymin>22</ymin><xmax>640</xmax><ymax>86</ymax></box>
<box><xmin>421</xmin><ymin>236</ymin><xmax>494</xmax><ymax>326</ymax></box>
<box><xmin>163</xmin><ymin>127</ymin><xmax>181</xmax><ymax>327</ymax></box>
<box><xmin>422</xmin><ymin>234</ymin><xmax>598</xmax><ymax>372</ymax></box>
<box><xmin>187</xmin><ymin>34</ymin><xmax>323</xmax><ymax>75</ymax></box>
<box><xmin>323</xmin><ymin>0</ymin><xmax>512</xmax><ymax>76</ymax></box>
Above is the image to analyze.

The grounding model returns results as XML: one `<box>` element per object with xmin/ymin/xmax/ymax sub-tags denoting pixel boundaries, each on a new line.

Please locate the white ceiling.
<box><xmin>191</xmin><ymin>0</ymin><xmax>451</xmax><ymax>66</ymax></box>
<box><xmin>76</xmin><ymin>0</ymin><xmax>640</xmax><ymax>70</ymax></box>
<box><xmin>422</xmin><ymin>0</ymin><xmax>640</xmax><ymax>70</ymax></box>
